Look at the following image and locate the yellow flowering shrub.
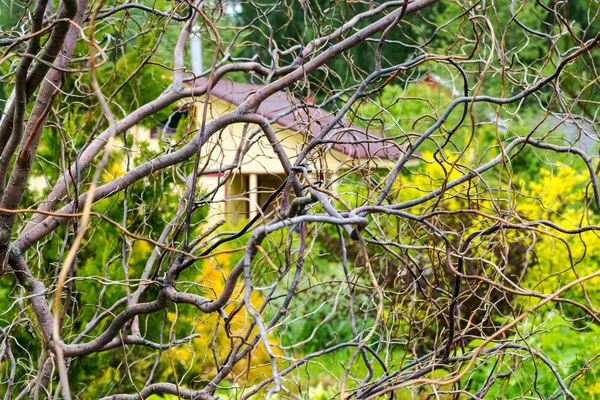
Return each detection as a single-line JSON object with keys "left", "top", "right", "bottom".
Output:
{"left": 515, "top": 164, "right": 600, "bottom": 303}
{"left": 156, "top": 240, "right": 279, "bottom": 389}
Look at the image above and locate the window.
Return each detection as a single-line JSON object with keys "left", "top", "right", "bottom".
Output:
{"left": 150, "top": 109, "right": 189, "bottom": 139}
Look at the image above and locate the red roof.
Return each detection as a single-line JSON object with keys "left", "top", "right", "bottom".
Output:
{"left": 192, "top": 77, "right": 406, "bottom": 160}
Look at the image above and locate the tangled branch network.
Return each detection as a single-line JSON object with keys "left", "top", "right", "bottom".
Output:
{"left": 0, "top": 0, "right": 599, "bottom": 398}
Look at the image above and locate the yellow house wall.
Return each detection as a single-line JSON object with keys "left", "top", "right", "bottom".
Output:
{"left": 196, "top": 99, "right": 383, "bottom": 176}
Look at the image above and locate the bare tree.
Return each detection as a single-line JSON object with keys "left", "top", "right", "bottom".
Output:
{"left": 0, "top": 0, "right": 599, "bottom": 398}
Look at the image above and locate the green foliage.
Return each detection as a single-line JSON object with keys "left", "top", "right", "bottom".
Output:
{"left": 108, "top": 51, "right": 172, "bottom": 127}
{"left": 467, "top": 313, "right": 600, "bottom": 398}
